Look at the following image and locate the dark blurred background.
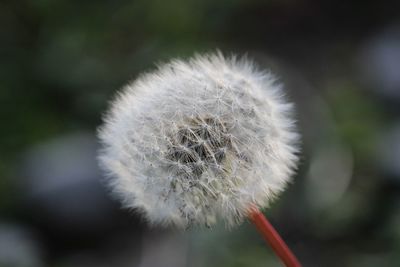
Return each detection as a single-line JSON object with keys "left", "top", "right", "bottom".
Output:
{"left": 1, "top": 0, "right": 400, "bottom": 266}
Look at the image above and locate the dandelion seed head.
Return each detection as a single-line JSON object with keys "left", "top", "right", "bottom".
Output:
{"left": 98, "top": 52, "right": 300, "bottom": 228}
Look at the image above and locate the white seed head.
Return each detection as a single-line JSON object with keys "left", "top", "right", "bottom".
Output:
{"left": 98, "top": 52, "right": 300, "bottom": 228}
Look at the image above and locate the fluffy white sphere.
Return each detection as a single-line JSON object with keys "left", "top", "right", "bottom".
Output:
{"left": 98, "top": 53, "right": 299, "bottom": 228}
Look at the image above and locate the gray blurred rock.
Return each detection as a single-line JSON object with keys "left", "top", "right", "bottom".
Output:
{"left": 20, "top": 132, "right": 116, "bottom": 232}
{"left": 0, "top": 223, "right": 43, "bottom": 267}
{"left": 139, "top": 230, "right": 187, "bottom": 267}
{"left": 358, "top": 24, "right": 400, "bottom": 100}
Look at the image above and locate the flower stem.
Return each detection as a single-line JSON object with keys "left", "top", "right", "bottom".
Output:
{"left": 249, "top": 209, "right": 301, "bottom": 267}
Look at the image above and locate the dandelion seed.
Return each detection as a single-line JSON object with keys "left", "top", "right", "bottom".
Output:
{"left": 98, "top": 52, "right": 299, "bottom": 229}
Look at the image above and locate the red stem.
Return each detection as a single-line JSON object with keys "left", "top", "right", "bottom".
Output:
{"left": 249, "top": 209, "right": 302, "bottom": 267}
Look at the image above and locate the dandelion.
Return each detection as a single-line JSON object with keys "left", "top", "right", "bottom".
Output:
{"left": 98, "top": 52, "right": 301, "bottom": 266}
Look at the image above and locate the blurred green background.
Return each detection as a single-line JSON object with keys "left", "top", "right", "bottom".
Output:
{"left": 1, "top": 0, "right": 400, "bottom": 266}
